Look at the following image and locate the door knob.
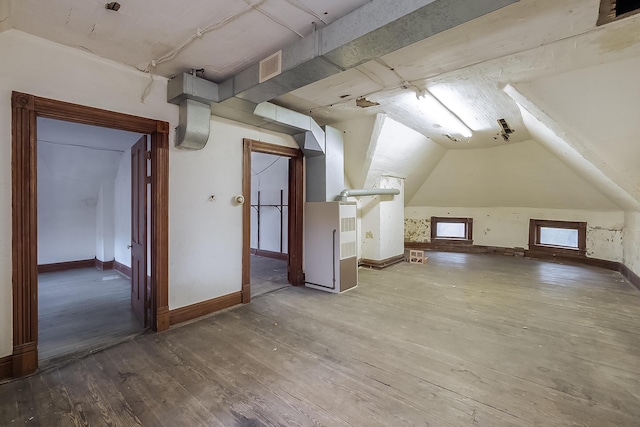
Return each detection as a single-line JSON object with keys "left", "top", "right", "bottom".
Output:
{"left": 127, "top": 244, "right": 132, "bottom": 249}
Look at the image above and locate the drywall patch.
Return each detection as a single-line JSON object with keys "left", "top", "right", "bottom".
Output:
{"left": 365, "top": 231, "right": 374, "bottom": 239}
{"left": 405, "top": 218, "right": 430, "bottom": 242}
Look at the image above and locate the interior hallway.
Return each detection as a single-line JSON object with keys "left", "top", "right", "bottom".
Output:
{"left": 4, "top": 252, "right": 639, "bottom": 426}
{"left": 250, "top": 254, "right": 289, "bottom": 298}
{"left": 38, "top": 268, "right": 146, "bottom": 364}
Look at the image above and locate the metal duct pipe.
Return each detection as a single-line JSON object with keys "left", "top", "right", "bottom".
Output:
{"left": 253, "top": 102, "right": 325, "bottom": 154}
{"left": 175, "top": 99, "right": 211, "bottom": 150}
{"left": 337, "top": 188, "right": 400, "bottom": 201}
{"left": 168, "top": 0, "right": 518, "bottom": 130}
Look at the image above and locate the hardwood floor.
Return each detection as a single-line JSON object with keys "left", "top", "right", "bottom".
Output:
{"left": 250, "top": 254, "right": 289, "bottom": 298}
{"left": 38, "top": 268, "right": 146, "bottom": 364}
{"left": 2, "top": 252, "right": 640, "bottom": 426}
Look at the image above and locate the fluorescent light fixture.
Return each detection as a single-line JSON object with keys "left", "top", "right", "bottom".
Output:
{"left": 429, "top": 84, "right": 487, "bottom": 131}
{"left": 416, "top": 90, "right": 473, "bottom": 138}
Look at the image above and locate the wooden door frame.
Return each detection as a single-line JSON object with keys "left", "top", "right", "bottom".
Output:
{"left": 242, "top": 139, "right": 304, "bottom": 303}
{"left": 11, "top": 92, "right": 170, "bottom": 378}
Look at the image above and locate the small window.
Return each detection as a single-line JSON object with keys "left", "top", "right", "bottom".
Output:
{"left": 598, "top": 0, "right": 640, "bottom": 25}
{"left": 431, "top": 217, "right": 473, "bottom": 243}
{"left": 529, "top": 219, "right": 586, "bottom": 256}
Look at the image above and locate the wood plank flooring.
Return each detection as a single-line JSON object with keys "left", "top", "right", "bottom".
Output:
{"left": 2, "top": 252, "right": 640, "bottom": 426}
{"left": 250, "top": 254, "right": 289, "bottom": 298}
{"left": 38, "top": 268, "right": 146, "bottom": 363}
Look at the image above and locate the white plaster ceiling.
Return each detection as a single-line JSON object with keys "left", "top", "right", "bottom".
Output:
{"left": 6, "top": 0, "right": 640, "bottom": 210}
{"left": 7, "top": 0, "right": 640, "bottom": 153}
{"left": 276, "top": 0, "right": 640, "bottom": 149}
{"left": 8, "top": 0, "right": 369, "bottom": 80}
{"left": 37, "top": 118, "right": 142, "bottom": 208}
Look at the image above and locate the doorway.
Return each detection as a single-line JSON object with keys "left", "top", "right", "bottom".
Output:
{"left": 10, "top": 92, "right": 170, "bottom": 377}
{"left": 36, "top": 118, "right": 148, "bottom": 362}
{"left": 249, "top": 152, "right": 290, "bottom": 298}
{"left": 242, "top": 139, "right": 304, "bottom": 303}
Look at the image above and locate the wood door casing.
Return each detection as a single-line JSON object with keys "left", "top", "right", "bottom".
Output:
{"left": 131, "top": 135, "right": 148, "bottom": 327}
{"left": 242, "top": 139, "right": 304, "bottom": 303}
{"left": 10, "top": 92, "right": 170, "bottom": 378}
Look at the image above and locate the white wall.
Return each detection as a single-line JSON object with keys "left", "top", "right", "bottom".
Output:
{"left": 409, "top": 140, "right": 620, "bottom": 210}
{"left": 250, "top": 152, "right": 289, "bottom": 253}
{"left": 114, "top": 147, "right": 132, "bottom": 267}
{"left": 95, "top": 181, "right": 115, "bottom": 263}
{"left": 405, "top": 207, "right": 624, "bottom": 262}
{"left": 623, "top": 211, "right": 640, "bottom": 276}
{"left": 360, "top": 176, "right": 405, "bottom": 261}
{"left": 36, "top": 142, "right": 109, "bottom": 264}
{"left": 169, "top": 116, "right": 297, "bottom": 310}
{"left": 37, "top": 199, "right": 97, "bottom": 264}
{"left": 0, "top": 30, "right": 177, "bottom": 358}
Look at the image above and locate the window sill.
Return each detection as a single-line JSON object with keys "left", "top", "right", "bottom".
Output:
{"left": 528, "top": 245, "right": 586, "bottom": 258}
{"left": 432, "top": 238, "right": 473, "bottom": 245}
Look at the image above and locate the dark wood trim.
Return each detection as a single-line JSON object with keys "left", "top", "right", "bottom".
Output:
{"left": 406, "top": 241, "right": 640, "bottom": 290}
{"left": 528, "top": 219, "right": 587, "bottom": 257}
{"left": 430, "top": 216, "right": 473, "bottom": 243}
{"left": 0, "top": 355, "right": 12, "bottom": 381}
{"left": 250, "top": 140, "right": 301, "bottom": 158}
{"left": 242, "top": 140, "right": 252, "bottom": 303}
{"left": 250, "top": 248, "right": 288, "bottom": 261}
{"left": 95, "top": 258, "right": 115, "bottom": 271}
{"left": 242, "top": 139, "right": 304, "bottom": 304}
{"left": 11, "top": 91, "right": 170, "bottom": 378}
{"left": 11, "top": 92, "right": 38, "bottom": 378}
{"left": 12, "top": 342, "right": 37, "bottom": 379}
{"left": 406, "top": 241, "right": 483, "bottom": 253}
{"left": 114, "top": 261, "right": 132, "bottom": 279}
{"left": 359, "top": 254, "right": 406, "bottom": 269}
{"left": 37, "top": 258, "right": 95, "bottom": 274}
{"left": 169, "top": 291, "right": 243, "bottom": 325}
{"left": 620, "top": 263, "right": 640, "bottom": 291}
{"left": 524, "top": 249, "right": 617, "bottom": 269}
{"left": 289, "top": 155, "right": 304, "bottom": 286}
{"left": 151, "top": 125, "right": 170, "bottom": 332}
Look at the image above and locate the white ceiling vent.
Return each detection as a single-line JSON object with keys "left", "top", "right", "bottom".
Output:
{"left": 259, "top": 51, "right": 282, "bottom": 83}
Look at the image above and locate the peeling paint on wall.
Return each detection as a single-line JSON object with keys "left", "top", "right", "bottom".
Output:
{"left": 586, "top": 226, "right": 623, "bottom": 258}
{"left": 405, "top": 206, "right": 625, "bottom": 262}
{"left": 404, "top": 218, "right": 430, "bottom": 243}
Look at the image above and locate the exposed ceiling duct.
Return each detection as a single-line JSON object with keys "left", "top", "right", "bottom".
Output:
{"left": 175, "top": 99, "right": 211, "bottom": 150}
{"left": 168, "top": 0, "right": 519, "bottom": 129}
{"left": 253, "top": 102, "right": 325, "bottom": 154}
{"left": 251, "top": 102, "right": 345, "bottom": 202}
{"left": 336, "top": 188, "right": 401, "bottom": 202}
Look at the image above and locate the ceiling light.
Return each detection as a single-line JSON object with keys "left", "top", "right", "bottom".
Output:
{"left": 429, "top": 84, "right": 487, "bottom": 131}
{"left": 417, "top": 91, "right": 473, "bottom": 138}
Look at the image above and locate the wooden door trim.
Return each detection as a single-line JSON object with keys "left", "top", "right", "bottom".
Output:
{"left": 10, "top": 92, "right": 170, "bottom": 378}
{"left": 242, "top": 139, "right": 304, "bottom": 303}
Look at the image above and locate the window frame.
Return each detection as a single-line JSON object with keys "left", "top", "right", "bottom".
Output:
{"left": 430, "top": 216, "right": 473, "bottom": 244}
{"left": 528, "top": 219, "right": 587, "bottom": 256}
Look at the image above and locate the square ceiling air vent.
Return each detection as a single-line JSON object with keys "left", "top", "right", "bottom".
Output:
{"left": 259, "top": 51, "right": 282, "bottom": 83}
